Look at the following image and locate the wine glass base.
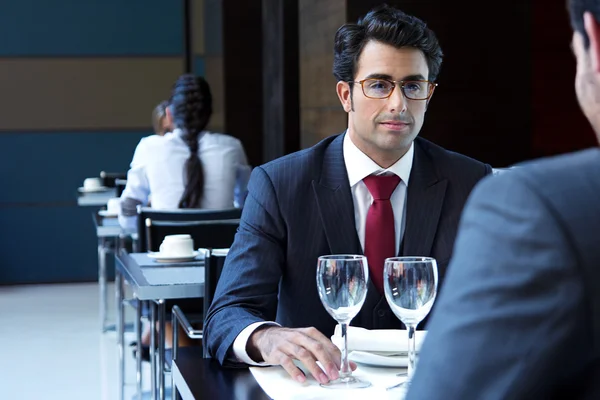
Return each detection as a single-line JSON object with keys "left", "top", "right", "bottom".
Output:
{"left": 320, "top": 376, "right": 371, "bottom": 389}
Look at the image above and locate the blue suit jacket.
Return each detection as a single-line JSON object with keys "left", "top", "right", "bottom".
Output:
{"left": 204, "top": 133, "right": 492, "bottom": 365}
{"left": 408, "top": 148, "right": 600, "bottom": 399}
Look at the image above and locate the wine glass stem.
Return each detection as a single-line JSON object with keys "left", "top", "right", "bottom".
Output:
{"left": 340, "top": 322, "right": 351, "bottom": 379}
{"left": 407, "top": 324, "right": 416, "bottom": 379}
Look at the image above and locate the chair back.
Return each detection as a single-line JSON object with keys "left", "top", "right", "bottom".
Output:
{"left": 100, "top": 171, "right": 127, "bottom": 188}
{"left": 203, "top": 248, "right": 229, "bottom": 320}
{"left": 202, "top": 248, "right": 229, "bottom": 358}
{"left": 136, "top": 207, "right": 242, "bottom": 252}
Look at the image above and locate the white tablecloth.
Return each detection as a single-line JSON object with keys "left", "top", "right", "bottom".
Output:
{"left": 250, "top": 361, "right": 409, "bottom": 400}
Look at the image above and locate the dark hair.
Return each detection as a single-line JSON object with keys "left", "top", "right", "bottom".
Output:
{"left": 568, "top": 0, "right": 600, "bottom": 48}
{"left": 169, "top": 74, "right": 213, "bottom": 208}
{"left": 333, "top": 5, "right": 443, "bottom": 83}
{"left": 152, "top": 100, "right": 169, "bottom": 135}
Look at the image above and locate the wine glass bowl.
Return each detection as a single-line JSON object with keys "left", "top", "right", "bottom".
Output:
{"left": 384, "top": 256, "right": 438, "bottom": 391}
{"left": 316, "top": 254, "right": 371, "bottom": 389}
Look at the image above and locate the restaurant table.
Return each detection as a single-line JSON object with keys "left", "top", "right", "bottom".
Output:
{"left": 76, "top": 187, "right": 116, "bottom": 206}
{"left": 115, "top": 250, "right": 204, "bottom": 400}
{"left": 172, "top": 347, "right": 270, "bottom": 400}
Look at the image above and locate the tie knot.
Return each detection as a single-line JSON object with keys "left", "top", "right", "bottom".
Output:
{"left": 363, "top": 174, "right": 401, "bottom": 200}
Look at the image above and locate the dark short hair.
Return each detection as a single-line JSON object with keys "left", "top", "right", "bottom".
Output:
{"left": 333, "top": 5, "right": 443, "bottom": 83}
{"left": 568, "top": 0, "right": 600, "bottom": 48}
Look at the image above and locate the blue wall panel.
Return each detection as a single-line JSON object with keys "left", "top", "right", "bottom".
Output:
{"left": 0, "top": 206, "right": 102, "bottom": 284}
{"left": 0, "top": 131, "right": 149, "bottom": 204}
{"left": 194, "top": 56, "right": 206, "bottom": 77}
{"left": 0, "top": 0, "right": 184, "bottom": 56}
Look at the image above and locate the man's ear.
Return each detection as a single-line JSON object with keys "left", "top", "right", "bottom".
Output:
{"left": 336, "top": 81, "right": 353, "bottom": 113}
{"left": 584, "top": 12, "right": 600, "bottom": 73}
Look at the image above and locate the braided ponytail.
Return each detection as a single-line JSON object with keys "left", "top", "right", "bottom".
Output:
{"left": 169, "top": 74, "right": 213, "bottom": 208}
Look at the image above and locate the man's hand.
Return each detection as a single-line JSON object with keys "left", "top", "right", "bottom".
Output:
{"left": 247, "top": 326, "right": 356, "bottom": 384}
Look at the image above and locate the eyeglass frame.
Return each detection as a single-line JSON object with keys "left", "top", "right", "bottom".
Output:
{"left": 350, "top": 78, "right": 438, "bottom": 100}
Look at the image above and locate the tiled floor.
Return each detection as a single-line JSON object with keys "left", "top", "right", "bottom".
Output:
{"left": 0, "top": 282, "right": 154, "bottom": 400}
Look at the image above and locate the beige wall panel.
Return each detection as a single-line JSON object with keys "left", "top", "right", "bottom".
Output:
{"left": 193, "top": 0, "right": 205, "bottom": 55}
{"left": 299, "top": 56, "right": 339, "bottom": 108}
{"left": 0, "top": 58, "right": 183, "bottom": 131}
{"left": 299, "top": 0, "right": 346, "bottom": 149}
{"left": 203, "top": 56, "right": 224, "bottom": 132}
{"left": 301, "top": 108, "right": 347, "bottom": 149}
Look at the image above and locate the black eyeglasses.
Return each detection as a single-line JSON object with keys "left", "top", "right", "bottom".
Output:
{"left": 352, "top": 78, "right": 437, "bottom": 100}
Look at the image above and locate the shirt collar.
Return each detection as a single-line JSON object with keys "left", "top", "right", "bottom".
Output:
{"left": 171, "top": 128, "right": 207, "bottom": 141}
{"left": 343, "top": 131, "right": 414, "bottom": 187}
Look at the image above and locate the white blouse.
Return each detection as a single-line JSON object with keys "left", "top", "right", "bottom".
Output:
{"left": 118, "top": 129, "right": 251, "bottom": 232}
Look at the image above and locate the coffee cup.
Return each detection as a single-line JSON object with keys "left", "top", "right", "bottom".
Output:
{"left": 106, "top": 198, "right": 120, "bottom": 215}
{"left": 83, "top": 177, "right": 102, "bottom": 190}
{"left": 159, "top": 234, "right": 195, "bottom": 257}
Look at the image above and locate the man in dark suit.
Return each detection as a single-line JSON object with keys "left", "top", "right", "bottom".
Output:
{"left": 204, "top": 5, "right": 491, "bottom": 384}
{"left": 407, "top": 1, "right": 600, "bottom": 398}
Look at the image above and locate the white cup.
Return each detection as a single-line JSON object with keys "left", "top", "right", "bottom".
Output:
{"left": 106, "top": 198, "right": 120, "bottom": 215}
{"left": 83, "top": 177, "right": 102, "bottom": 190}
{"left": 159, "top": 234, "right": 194, "bottom": 257}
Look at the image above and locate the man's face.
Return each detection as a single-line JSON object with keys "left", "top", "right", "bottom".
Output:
{"left": 337, "top": 40, "right": 432, "bottom": 167}
{"left": 572, "top": 28, "right": 600, "bottom": 142}
{"left": 573, "top": 32, "right": 596, "bottom": 124}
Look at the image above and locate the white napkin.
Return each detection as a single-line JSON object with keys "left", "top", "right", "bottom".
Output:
{"left": 331, "top": 326, "right": 427, "bottom": 352}
{"left": 331, "top": 326, "right": 427, "bottom": 367}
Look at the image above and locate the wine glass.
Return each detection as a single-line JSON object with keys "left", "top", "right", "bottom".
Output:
{"left": 316, "top": 254, "right": 371, "bottom": 389}
{"left": 383, "top": 257, "right": 438, "bottom": 391}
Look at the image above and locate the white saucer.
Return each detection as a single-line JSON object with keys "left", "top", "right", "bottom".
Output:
{"left": 98, "top": 210, "right": 118, "bottom": 218}
{"left": 78, "top": 186, "right": 109, "bottom": 193}
{"left": 147, "top": 251, "right": 200, "bottom": 263}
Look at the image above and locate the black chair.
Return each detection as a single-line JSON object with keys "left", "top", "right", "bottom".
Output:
{"left": 135, "top": 207, "right": 242, "bottom": 252}
{"left": 100, "top": 171, "right": 127, "bottom": 188}
{"left": 129, "top": 208, "right": 241, "bottom": 376}
{"left": 172, "top": 248, "right": 229, "bottom": 367}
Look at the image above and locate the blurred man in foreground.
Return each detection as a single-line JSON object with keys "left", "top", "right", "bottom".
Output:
{"left": 407, "top": 0, "right": 600, "bottom": 398}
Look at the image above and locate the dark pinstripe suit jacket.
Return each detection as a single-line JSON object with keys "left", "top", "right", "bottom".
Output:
{"left": 204, "top": 133, "right": 492, "bottom": 365}
{"left": 408, "top": 149, "right": 600, "bottom": 400}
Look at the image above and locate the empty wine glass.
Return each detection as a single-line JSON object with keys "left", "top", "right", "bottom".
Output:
{"left": 384, "top": 257, "right": 438, "bottom": 391}
{"left": 316, "top": 255, "right": 371, "bottom": 389}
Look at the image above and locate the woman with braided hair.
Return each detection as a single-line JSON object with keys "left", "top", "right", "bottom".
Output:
{"left": 118, "top": 74, "right": 250, "bottom": 232}
{"left": 118, "top": 73, "right": 251, "bottom": 359}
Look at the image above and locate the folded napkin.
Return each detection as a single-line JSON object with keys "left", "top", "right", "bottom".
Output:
{"left": 331, "top": 326, "right": 427, "bottom": 353}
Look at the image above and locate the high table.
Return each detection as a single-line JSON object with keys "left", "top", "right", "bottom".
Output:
{"left": 115, "top": 250, "right": 205, "bottom": 400}
{"left": 76, "top": 187, "right": 116, "bottom": 206}
{"left": 172, "top": 347, "right": 270, "bottom": 400}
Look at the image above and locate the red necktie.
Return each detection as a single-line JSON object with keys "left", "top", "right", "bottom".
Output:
{"left": 363, "top": 174, "right": 401, "bottom": 294}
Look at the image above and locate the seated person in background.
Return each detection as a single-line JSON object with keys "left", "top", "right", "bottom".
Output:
{"left": 406, "top": 0, "right": 600, "bottom": 398}
{"left": 152, "top": 100, "right": 173, "bottom": 136}
{"left": 203, "top": 5, "right": 492, "bottom": 384}
{"left": 119, "top": 74, "right": 251, "bottom": 355}
{"left": 118, "top": 74, "right": 251, "bottom": 233}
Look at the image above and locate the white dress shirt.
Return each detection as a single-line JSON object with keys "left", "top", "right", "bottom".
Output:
{"left": 118, "top": 129, "right": 251, "bottom": 231}
{"left": 232, "top": 132, "right": 414, "bottom": 365}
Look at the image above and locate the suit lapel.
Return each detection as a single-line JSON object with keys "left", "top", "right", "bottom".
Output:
{"left": 312, "top": 134, "right": 362, "bottom": 255}
{"left": 402, "top": 139, "right": 448, "bottom": 257}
